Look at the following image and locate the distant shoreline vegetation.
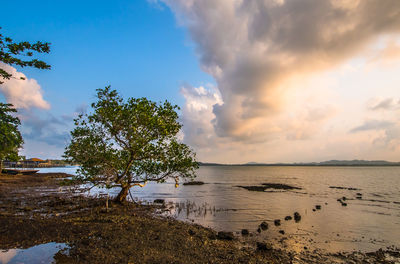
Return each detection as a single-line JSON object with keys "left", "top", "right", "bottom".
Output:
{"left": 198, "top": 160, "right": 400, "bottom": 167}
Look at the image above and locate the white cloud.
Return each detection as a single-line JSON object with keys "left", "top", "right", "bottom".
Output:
{"left": 180, "top": 84, "right": 221, "bottom": 148}
{"left": 0, "top": 62, "right": 50, "bottom": 110}
{"left": 153, "top": 0, "right": 400, "bottom": 162}
{"left": 159, "top": 0, "right": 400, "bottom": 140}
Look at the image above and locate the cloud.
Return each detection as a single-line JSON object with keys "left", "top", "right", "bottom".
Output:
{"left": 0, "top": 62, "right": 50, "bottom": 110}
{"left": 368, "top": 97, "right": 400, "bottom": 111}
{"left": 180, "top": 84, "right": 222, "bottom": 148}
{"left": 16, "top": 104, "right": 88, "bottom": 158}
{"left": 285, "top": 106, "right": 336, "bottom": 140}
{"left": 61, "top": 103, "right": 88, "bottom": 122}
{"left": 370, "top": 38, "right": 400, "bottom": 65}
{"left": 159, "top": 0, "right": 400, "bottom": 142}
{"left": 379, "top": 124, "right": 400, "bottom": 150}
{"left": 350, "top": 120, "right": 394, "bottom": 133}
{"left": 181, "top": 81, "right": 337, "bottom": 149}
{"left": 17, "top": 109, "right": 71, "bottom": 148}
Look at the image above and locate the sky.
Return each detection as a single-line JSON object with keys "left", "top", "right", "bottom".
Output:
{"left": 1, "top": 0, "right": 400, "bottom": 163}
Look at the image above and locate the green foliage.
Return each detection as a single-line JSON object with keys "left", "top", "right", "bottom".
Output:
{"left": 0, "top": 103, "right": 23, "bottom": 162}
{"left": 48, "top": 159, "right": 69, "bottom": 165}
{"left": 64, "top": 86, "right": 198, "bottom": 201}
{"left": 0, "top": 27, "right": 51, "bottom": 84}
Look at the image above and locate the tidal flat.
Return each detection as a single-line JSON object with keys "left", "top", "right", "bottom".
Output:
{"left": 0, "top": 172, "right": 399, "bottom": 263}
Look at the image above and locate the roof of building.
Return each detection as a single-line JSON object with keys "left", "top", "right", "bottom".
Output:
{"left": 26, "top": 158, "right": 46, "bottom": 162}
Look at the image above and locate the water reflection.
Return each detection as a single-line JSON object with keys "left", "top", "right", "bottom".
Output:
{"left": 0, "top": 250, "right": 16, "bottom": 264}
{"left": 50, "top": 165, "right": 400, "bottom": 253}
{"left": 0, "top": 243, "right": 68, "bottom": 264}
{"left": 160, "top": 200, "right": 241, "bottom": 220}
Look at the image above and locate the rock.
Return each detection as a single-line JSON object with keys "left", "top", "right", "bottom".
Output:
{"left": 241, "top": 229, "right": 249, "bottom": 235}
{"left": 284, "top": 216, "right": 292, "bottom": 221}
{"left": 261, "top": 183, "right": 301, "bottom": 190}
{"left": 153, "top": 199, "right": 165, "bottom": 204}
{"left": 329, "top": 186, "right": 361, "bottom": 191}
{"left": 337, "top": 198, "right": 348, "bottom": 206}
{"left": 312, "top": 209, "right": 316, "bottom": 212}
{"left": 294, "top": 212, "right": 301, "bottom": 222}
{"left": 256, "top": 242, "right": 273, "bottom": 251}
{"left": 208, "top": 232, "right": 217, "bottom": 240}
{"left": 279, "top": 230, "right": 285, "bottom": 235}
{"left": 274, "top": 219, "right": 281, "bottom": 226}
{"left": 315, "top": 205, "right": 321, "bottom": 210}
{"left": 183, "top": 181, "right": 205, "bottom": 186}
{"left": 238, "top": 183, "right": 302, "bottom": 192}
{"left": 260, "top": 221, "right": 268, "bottom": 230}
{"left": 356, "top": 193, "right": 362, "bottom": 196}
{"left": 257, "top": 227, "right": 261, "bottom": 233}
{"left": 342, "top": 197, "right": 347, "bottom": 201}
{"left": 217, "top": 231, "right": 234, "bottom": 240}
{"left": 337, "top": 198, "right": 349, "bottom": 206}
{"left": 238, "top": 186, "right": 266, "bottom": 192}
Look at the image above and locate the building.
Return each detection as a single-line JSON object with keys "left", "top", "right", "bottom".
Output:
{"left": 22, "top": 158, "right": 47, "bottom": 167}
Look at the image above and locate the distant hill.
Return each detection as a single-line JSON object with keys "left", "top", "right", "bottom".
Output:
{"left": 317, "top": 160, "right": 400, "bottom": 166}
{"left": 198, "top": 160, "right": 400, "bottom": 166}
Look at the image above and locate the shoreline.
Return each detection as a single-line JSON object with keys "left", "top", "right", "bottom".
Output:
{"left": 0, "top": 172, "right": 398, "bottom": 263}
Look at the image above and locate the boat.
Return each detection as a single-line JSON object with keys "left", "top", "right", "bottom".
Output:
{"left": 1, "top": 169, "right": 39, "bottom": 175}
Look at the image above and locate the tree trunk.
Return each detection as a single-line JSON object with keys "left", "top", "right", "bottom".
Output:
{"left": 0, "top": 160, "right": 3, "bottom": 175}
{"left": 114, "top": 185, "right": 130, "bottom": 204}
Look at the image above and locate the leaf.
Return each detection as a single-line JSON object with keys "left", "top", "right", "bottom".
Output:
{"left": 64, "top": 87, "right": 198, "bottom": 202}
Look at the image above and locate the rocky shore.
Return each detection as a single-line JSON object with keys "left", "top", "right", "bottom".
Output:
{"left": 0, "top": 172, "right": 398, "bottom": 263}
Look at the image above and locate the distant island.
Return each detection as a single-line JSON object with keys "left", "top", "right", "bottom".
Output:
{"left": 199, "top": 160, "right": 400, "bottom": 166}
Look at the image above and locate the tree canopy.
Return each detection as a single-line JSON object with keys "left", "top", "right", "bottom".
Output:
{"left": 64, "top": 86, "right": 198, "bottom": 203}
{"left": 0, "top": 103, "right": 23, "bottom": 171}
{"left": 0, "top": 27, "right": 51, "bottom": 84}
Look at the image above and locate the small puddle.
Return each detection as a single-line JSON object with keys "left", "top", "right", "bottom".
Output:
{"left": 0, "top": 242, "right": 68, "bottom": 264}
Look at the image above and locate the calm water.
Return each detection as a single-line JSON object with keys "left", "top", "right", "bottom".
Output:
{"left": 42, "top": 166, "right": 400, "bottom": 253}
{"left": 0, "top": 243, "right": 67, "bottom": 264}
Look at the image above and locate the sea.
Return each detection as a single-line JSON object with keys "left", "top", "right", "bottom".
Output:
{"left": 38, "top": 165, "right": 400, "bottom": 253}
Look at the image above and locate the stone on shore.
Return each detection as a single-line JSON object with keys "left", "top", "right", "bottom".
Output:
{"left": 260, "top": 221, "right": 269, "bottom": 230}
{"left": 217, "top": 231, "right": 234, "bottom": 240}
{"left": 257, "top": 242, "right": 273, "bottom": 251}
{"left": 237, "top": 183, "right": 301, "bottom": 192}
{"left": 294, "top": 212, "right": 301, "bottom": 222}
{"left": 183, "top": 181, "right": 205, "bottom": 186}
{"left": 241, "top": 229, "right": 249, "bottom": 235}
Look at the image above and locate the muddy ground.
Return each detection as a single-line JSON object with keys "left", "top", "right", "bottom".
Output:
{"left": 0, "top": 172, "right": 398, "bottom": 264}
